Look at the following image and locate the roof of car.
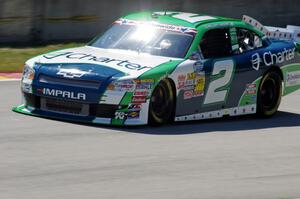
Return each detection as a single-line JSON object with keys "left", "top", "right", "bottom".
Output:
{"left": 123, "top": 11, "right": 238, "bottom": 28}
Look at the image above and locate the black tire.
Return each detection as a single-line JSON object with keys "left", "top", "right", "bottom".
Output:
{"left": 257, "top": 71, "right": 282, "bottom": 117}
{"left": 148, "top": 79, "right": 175, "bottom": 125}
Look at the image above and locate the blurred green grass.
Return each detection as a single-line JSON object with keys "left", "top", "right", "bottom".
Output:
{"left": 0, "top": 43, "right": 84, "bottom": 73}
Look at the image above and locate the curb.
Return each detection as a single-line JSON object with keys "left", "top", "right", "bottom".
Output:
{"left": 0, "top": 73, "right": 22, "bottom": 80}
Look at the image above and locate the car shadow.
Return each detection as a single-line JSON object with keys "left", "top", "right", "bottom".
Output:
{"left": 104, "top": 111, "right": 300, "bottom": 135}
{"left": 31, "top": 110, "right": 300, "bottom": 135}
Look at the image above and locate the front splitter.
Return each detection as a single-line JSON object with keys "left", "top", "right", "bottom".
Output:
{"left": 12, "top": 104, "right": 146, "bottom": 126}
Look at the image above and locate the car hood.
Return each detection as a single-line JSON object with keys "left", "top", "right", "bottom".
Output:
{"left": 27, "top": 46, "right": 181, "bottom": 79}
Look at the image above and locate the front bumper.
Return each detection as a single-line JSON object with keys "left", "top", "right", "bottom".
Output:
{"left": 12, "top": 93, "right": 149, "bottom": 126}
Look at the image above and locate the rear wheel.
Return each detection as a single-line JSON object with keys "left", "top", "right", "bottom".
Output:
{"left": 257, "top": 71, "right": 282, "bottom": 117}
{"left": 148, "top": 79, "right": 175, "bottom": 125}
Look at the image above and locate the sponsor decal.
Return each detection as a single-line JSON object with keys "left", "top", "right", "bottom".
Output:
{"left": 133, "top": 79, "right": 153, "bottom": 90}
{"left": 134, "top": 79, "right": 154, "bottom": 92}
{"left": 118, "top": 84, "right": 134, "bottom": 91}
{"left": 114, "top": 110, "right": 140, "bottom": 120}
{"left": 127, "top": 111, "right": 140, "bottom": 119}
{"left": 247, "top": 84, "right": 256, "bottom": 88}
{"left": 134, "top": 90, "right": 148, "bottom": 96}
{"left": 205, "top": 22, "right": 235, "bottom": 29}
{"left": 136, "top": 83, "right": 152, "bottom": 90}
{"left": 185, "top": 79, "right": 194, "bottom": 86}
{"left": 183, "top": 85, "right": 194, "bottom": 91}
{"left": 108, "top": 79, "right": 153, "bottom": 92}
{"left": 115, "top": 111, "right": 126, "bottom": 120}
{"left": 193, "top": 60, "right": 204, "bottom": 72}
{"left": 183, "top": 72, "right": 196, "bottom": 88}
{"left": 187, "top": 72, "right": 196, "bottom": 80}
{"left": 194, "top": 74, "right": 205, "bottom": 96}
{"left": 115, "top": 18, "right": 197, "bottom": 35}
{"left": 177, "top": 75, "right": 186, "bottom": 89}
{"left": 246, "top": 90, "right": 256, "bottom": 95}
{"left": 43, "top": 52, "right": 151, "bottom": 71}
{"left": 134, "top": 79, "right": 154, "bottom": 84}
{"left": 108, "top": 80, "right": 135, "bottom": 92}
{"left": 251, "top": 48, "right": 295, "bottom": 71}
{"left": 37, "top": 88, "right": 86, "bottom": 100}
{"left": 181, "top": 72, "right": 205, "bottom": 99}
{"left": 286, "top": 71, "right": 300, "bottom": 86}
{"left": 245, "top": 84, "right": 257, "bottom": 95}
{"left": 56, "top": 68, "right": 89, "bottom": 78}
{"left": 184, "top": 90, "right": 193, "bottom": 99}
{"left": 132, "top": 96, "right": 147, "bottom": 103}
{"left": 251, "top": 53, "right": 261, "bottom": 71}
{"left": 128, "top": 103, "right": 141, "bottom": 111}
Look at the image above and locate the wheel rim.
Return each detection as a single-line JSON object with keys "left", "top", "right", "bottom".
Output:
{"left": 260, "top": 78, "right": 279, "bottom": 110}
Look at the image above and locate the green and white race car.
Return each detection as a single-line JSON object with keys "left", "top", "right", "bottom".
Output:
{"left": 13, "top": 11, "right": 300, "bottom": 126}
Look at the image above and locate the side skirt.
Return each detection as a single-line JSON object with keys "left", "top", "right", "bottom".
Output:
{"left": 175, "top": 104, "right": 256, "bottom": 122}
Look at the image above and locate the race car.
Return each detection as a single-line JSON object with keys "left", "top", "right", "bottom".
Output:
{"left": 13, "top": 11, "right": 300, "bottom": 126}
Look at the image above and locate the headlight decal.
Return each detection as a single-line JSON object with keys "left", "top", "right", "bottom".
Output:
{"left": 21, "top": 64, "right": 35, "bottom": 93}
{"left": 22, "top": 64, "right": 35, "bottom": 83}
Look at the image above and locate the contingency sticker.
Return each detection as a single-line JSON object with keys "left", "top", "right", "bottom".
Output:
{"left": 180, "top": 72, "right": 206, "bottom": 100}
{"left": 286, "top": 71, "right": 300, "bottom": 86}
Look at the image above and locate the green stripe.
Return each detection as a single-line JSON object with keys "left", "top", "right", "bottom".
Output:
{"left": 239, "top": 77, "right": 261, "bottom": 106}
{"left": 110, "top": 92, "right": 133, "bottom": 125}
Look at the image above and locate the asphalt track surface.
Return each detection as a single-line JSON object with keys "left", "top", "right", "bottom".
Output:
{"left": 1, "top": 80, "right": 300, "bottom": 199}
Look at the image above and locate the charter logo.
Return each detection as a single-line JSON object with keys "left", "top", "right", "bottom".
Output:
{"left": 263, "top": 48, "right": 295, "bottom": 66}
{"left": 43, "top": 51, "right": 151, "bottom": 71}
{"left": 251, "top": 53, "right": 261, "bottom": 71}
{"left": 251, "top": 48, "right": 296, "bottom": 71}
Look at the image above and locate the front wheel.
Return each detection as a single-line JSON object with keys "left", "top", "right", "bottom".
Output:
{"left": 257, "top": 71, "right": 282, "bottom": 117}
{"left": 148, "top": 79, "right": 175, "bottom": 125}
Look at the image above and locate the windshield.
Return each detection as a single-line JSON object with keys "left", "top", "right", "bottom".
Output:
{"left": 89, "top": 20, "right": 196, "bottom": 58}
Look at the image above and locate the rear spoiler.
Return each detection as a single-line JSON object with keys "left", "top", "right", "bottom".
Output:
{"left": 242, "top": 15, "right": 300, "bottom": 42}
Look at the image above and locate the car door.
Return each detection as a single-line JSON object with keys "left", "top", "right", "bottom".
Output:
{"left": 173, "top": 27, "right": 236, "bottom": 118}
{"left": 198, "top": 28, "right": 237, "bottom": 113}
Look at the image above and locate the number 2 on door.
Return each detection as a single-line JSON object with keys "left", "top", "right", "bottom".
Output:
{"left": 203, "top": 60, "right": 235, "bottom": 105}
